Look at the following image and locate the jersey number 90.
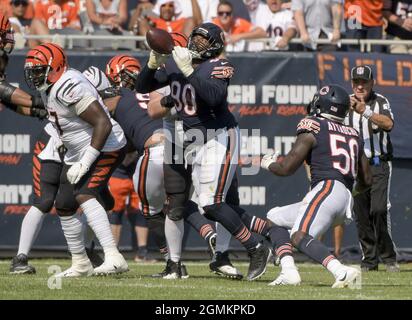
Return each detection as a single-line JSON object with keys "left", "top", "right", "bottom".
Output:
{"left": 170, "top": 81, "right": 197, "bottom": 116}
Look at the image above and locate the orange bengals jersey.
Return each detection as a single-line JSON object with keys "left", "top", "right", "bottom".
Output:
{"left": 212, "top": 17, "right": 253, "bottom": 35}
{"left": 344, "top": 0, "right": 383, "bottom": 27}
{"left": 34, "top": 0, "right": 81, "bottom": 30}
{"left": 149, "top": 17, "right": 186, "bottom": 34}
{"left": 0, "top": 0, "right": 34, "bottom": 19}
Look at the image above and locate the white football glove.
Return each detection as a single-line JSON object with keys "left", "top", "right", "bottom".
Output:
{"left": 172, "top": 46, "right": 194, "bottom": 77}
{"left": 67, "top": 145, "right": 100, "bottom": 184}
{"left": 261, "top": 151, "right": 280, "bottom": 171}
{"left": 67, "top": 162, "right": 89, "bottom": 184}
{"left": 147, "top": 50, "right": 169, "bottom": 70}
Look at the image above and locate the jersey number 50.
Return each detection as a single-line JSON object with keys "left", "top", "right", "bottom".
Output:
{"left": 170, "top": 82, "right": 197, "bottom": 116}
{"left": 330, "top": 134, "right": 359, "bottom": 178}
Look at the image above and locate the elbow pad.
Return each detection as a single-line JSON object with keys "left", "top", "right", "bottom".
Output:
{"left": 0, "top": 81, "right": 17, "bottom": 104}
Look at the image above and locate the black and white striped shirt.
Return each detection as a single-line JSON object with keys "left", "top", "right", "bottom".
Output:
{"left": 344, "top": 92, "right": 394, "bottom": 159}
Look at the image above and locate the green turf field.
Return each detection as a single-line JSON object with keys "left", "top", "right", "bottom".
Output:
{"left": 1, "top": 259, "right": 412, "bottom": 300}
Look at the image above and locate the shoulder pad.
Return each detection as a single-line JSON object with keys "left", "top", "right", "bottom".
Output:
{"left": 297, "top": 117, "right": 321, "bottom": 134}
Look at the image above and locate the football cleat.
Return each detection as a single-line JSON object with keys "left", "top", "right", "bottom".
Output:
{"left": 55, "top": 259, "right": 94, "bottom": 278}
{"left": 246, "top": 242, "right": 270, "bottom": 281}
{"left": 209, "top": 251, "right": 243, "bottom": 280}
{"left": 180, "top": 263, "right": 189, "bottom": 279}
{"left": 268, "top": 267, "right": 301, "bottom": 286}
{"left": 163, "top": 260, "right": 182, "bottom": 280}
{"left": 10, "top": 254, "right": 36, "bottom": 274}
{"left": 332, "top": 266, "right": 361, "bottom": 288}
{"left": 151, "top": 260, "right": 172, "bottom": 278}
{"left": 94, "top": 252, "right": 129, "bottom": 276}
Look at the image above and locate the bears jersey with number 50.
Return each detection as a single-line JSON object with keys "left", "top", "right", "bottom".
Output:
{"left": 297, "top": 116, "right": 364, "bottom": 191}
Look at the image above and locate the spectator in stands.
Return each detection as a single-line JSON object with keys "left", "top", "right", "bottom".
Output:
{"left": 128, "top": 0, "right": 156, "bottom": 33}
{"left": 197, "top": 0, "right": 219, "bottom": 23}
{"left": 344, "top": 0, "right": 384, "bottom": 52}
{"left": 0, "top": 0, "right": 34, "bottom": 19}
{"left": 136, "top": 0, "right": 194, "bottom": 37}
{"left": 212, "top": 0, "right": 266, "bottom": 52}
{"left": 85, "top": 0, "right": 134, "bottom": 49}
{"left": 30, "top": 0, "right": 85, "bottom": 47}
{"left": 383, "top": 0, "right": 412, "bottom": 54}
{"left": 292, "top": 0, "right": 342, "bottom": 51}
{"left": 86, "top": 0, "right": 128, "bottom": 31}
{"left": 179, "top": 0, "right": 202, "bottom": 26}
{"left": 251, "top": 0, "right": 297, "bottom": 51}
{"left": 8, "top": 0, "right": 32, "bottom": 48}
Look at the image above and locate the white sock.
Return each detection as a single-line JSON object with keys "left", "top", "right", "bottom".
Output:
{"left": 327, "top": 259, "right": 345, "bottom": 279}
{"left": 280, "top": 255, "right": 297, "bottom": 270}
{"left": 165, "top": 216, "right": 184, "bottom": 263}
{"left": 17, "top": 206, "right": 46, "bottom": 255}
{"left": 216, "top": 222, "right": 231, "bottom": 253}
{"left": 80, "top": 198, "right": 117, "bottom": 255}
{"left": 59, "top": 213, "right": 86, "bottom": 255}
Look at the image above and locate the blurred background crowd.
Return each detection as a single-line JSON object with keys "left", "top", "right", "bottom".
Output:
{"left": 0, "top": 0, "right": 410, "bottom": 53}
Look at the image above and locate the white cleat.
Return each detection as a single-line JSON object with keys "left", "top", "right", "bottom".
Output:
{"left": 55, "top": 260, "right": 95, "bottom": 278}
{"left": 332, "top": 266, "right": 361, "bottom": 288}
{"left": 268, "top": 268, "right": 301, "bottom": 286}
{"left": 94, "top": 253, "right": 129, "bottom": 276}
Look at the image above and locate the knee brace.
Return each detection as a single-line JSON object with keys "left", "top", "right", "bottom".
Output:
{"left": 164, "top": 193, "right": 187, "bottom": 221}
{"left": 110, "top": 211, "right": 124, "bottom": 225}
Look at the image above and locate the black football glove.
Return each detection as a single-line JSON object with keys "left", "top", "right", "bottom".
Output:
{"left": 30, "top": 107, "right": 48, "bottom": 120}
{"left": 160, "top": 95, "right": 176, "bottom": 109}
{"left": 99, "top": 87, "right": 121, "bottom": 99}
{"left": 31, "top": 94, "right": 45, "bottom": 109}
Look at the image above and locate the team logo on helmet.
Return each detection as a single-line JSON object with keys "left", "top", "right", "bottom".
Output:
{"left": 319, "top": 86, "right": 330, "bottom": 95}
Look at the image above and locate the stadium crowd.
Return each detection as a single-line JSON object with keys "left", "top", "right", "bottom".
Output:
{"left": 0, "top": 0, "right": 411, "bottom": 52}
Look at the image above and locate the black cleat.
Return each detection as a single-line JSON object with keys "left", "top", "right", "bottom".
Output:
{"left": 209, "top": 251, "right": 243, "bottom": 280}
{"left": 163, "top": 260, "right": 182, "bottom": 279}
{"left": 180, "top": 263, "right": 189, "bottom": 279}
{"left": 207, "top": 233, "right": 217, "bottom": 258}
{"left": 151, "top": 259, "right": 172, "bottom": 278}
{"left": 10, "top": 254, "right": 36, "bottom": 274}
{"left": 247, "top": 243, "right": 270, "bottom": 281}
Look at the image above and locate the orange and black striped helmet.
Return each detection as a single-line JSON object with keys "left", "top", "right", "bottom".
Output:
{"left": 106, "top": 54, "right": 141, "bottom": 90}
{"left": 24, "top": 43, "right": 67, "bottom": 91}
{"left": 0, "top": 13, "right": 15, "bottom": 54}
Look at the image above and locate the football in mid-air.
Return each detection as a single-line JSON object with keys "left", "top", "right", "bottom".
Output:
{"left": 146, "top": 28, "right": 174, "bottom": 54}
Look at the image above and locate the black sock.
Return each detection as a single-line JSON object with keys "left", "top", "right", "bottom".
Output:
{"left": 184, "top": 200, "right": 215, "bottom": 241}
{"left": 137, "top": 245, "right": 148, "bottom": 258}
{"left": 204, "top": 203, "right": 259, "bottom": 251}
{"left": 295, "top": 232, "right": 334, "bottom": 266}
{"left": 146, "top": 212, "right": 168, "bottom": 258}
{"left": 268, "top": 225, "right": 293, "bottom": 259}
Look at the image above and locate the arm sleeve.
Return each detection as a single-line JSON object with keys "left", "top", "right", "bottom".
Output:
{"left": 381, "top": 97, "right": 394, "bottom": 121}
{"left": 134, "top": 65, "right": 170, "bottom": 93}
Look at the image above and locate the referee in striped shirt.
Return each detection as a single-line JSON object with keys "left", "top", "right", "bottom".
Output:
{"left": 346, "top": 65, "right": 399, "bottom": 272}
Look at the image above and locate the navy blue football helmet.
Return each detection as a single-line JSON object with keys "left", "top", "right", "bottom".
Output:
{"left": 188, "top": 23, "right": 225, "bottom": 61}
{"left": 311, "top": 84, "right": 350, "bottom": 123}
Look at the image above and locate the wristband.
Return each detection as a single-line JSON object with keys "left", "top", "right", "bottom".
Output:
{"left": 0, "top": 81, "right": 17, "bottom": 104}
{"left": 80, "top": 145, "right": 100, "bottom": 168}
{"left": 362, "top": 108, "right": 373, "bottom": 120}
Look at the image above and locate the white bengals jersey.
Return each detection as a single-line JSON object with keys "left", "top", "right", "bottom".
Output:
{"left": 41, "top": 68, "right": 126, "bottom": 164}
{"left": 248, "top": 6, "right": 296, "bottom": 51}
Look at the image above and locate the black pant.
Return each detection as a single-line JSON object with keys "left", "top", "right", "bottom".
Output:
{"left": 354, "top": 160, "right": 397, "bottom": 268}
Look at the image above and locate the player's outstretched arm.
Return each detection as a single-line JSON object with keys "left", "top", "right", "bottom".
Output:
{"left": 147, "top": 91, "right": 176, "bottom": 119}
{"left": 262, "top": 133, "right": 315, "bottom": 177}
{"left": 1, "top": 81, "right": 47, "bottom": 118}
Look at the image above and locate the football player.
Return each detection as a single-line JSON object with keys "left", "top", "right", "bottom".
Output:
{"left": 87, "top": 62, "right": 218, "bottom": 279}
{"left": 24, "top": 43, "right": 128, "bottom": 277}
{"left": 135, "top": 22, "right": 270, "bottom": 281}
{"left": 262, "top": 85, "right": 372, "bottom": 287}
